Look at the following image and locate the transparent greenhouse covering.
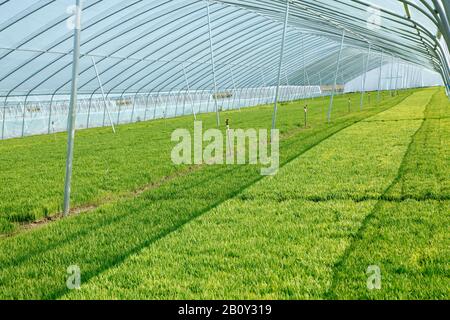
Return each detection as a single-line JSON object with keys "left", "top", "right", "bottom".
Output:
{"left": 0, "top": 0, "right": 448, "bottom": 98}
{"left": 1, "top": 0, "right": 449, "bottom": 216}
{"left": 0, "top": 0, "right": 449, "bottom": 139}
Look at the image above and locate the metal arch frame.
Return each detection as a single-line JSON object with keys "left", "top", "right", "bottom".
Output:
{"left": 216, "top": 0, "right": 449, "bottom": 84}
{"left": 118, "top": 6, "right": 272, "bottom": 100}
{"left": 101, "top": 23, "right": 324, "bottom": 102}
{"left": 360, "top": 43, "right": 371, "bottom": 108}
{"left": 327, "top": 30, "right": 346, "bottom": 123}
{"left": 271, "top": 0, "right": 290, "bottom": 132}
{"left": 63, "top": 0, "right": 82, "bottom": 216}
{"left": 131, "top": 43, "right": 381, "bottom": 112}
{"left": 0, "top": 0, "right": 446, "bottom": 100}
{"left": 0, "top": 2, "right": 446, "bottom": 75}
{"left": 0, "top": 0, "right": 448, "bottom": 137}
{"left": 8, "top": 1, "right": 212, "bottom": 99}
{"left": 206, "top": 0, "right": 221, "bottom": 127}
{"left": 75, "top": 8, "right": 279, "bottom": 99}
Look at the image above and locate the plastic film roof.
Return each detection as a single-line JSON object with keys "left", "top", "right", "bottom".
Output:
{"left": 0, "top": 0, "right": 448, "bottom": 98}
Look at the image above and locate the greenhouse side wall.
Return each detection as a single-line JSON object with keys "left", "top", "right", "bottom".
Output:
{"left": 0, "top": 85, "right": 321, "bottom": 140}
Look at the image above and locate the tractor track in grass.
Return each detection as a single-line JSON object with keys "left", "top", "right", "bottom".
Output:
{"left": 325, "top": 89, "right": 440, "bottom": 299}
{"left": 1, "top": 94, "right": 411, "bottom": 240}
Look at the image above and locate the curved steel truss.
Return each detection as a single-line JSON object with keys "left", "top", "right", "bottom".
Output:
{"left": 1, "top": 0, "right": 449, "bottom": 215}
{"left": 0, "top": 0, "right": 448, "bottom": 99}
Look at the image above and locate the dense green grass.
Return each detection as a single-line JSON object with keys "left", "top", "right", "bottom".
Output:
{"left": 329, "top": 89, "right": 450, "bottom": 299}
{"left": 0, "top": 90, "right": 412, "bottom": 299}
{"left": 0, "top": 90, "right": 408, "bottom": 234}
{"left": 65, "top": 89, "right": 443, "bottom": 300}
{"left": 1, "top": 88, "right": 447, "bottom": 300}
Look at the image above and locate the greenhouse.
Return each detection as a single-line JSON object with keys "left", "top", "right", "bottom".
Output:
{"left": 1, "top": 0, "right": 449, "bottom": 140}
{"left": 0, "top": 0, "right": 449, "bottom": 302}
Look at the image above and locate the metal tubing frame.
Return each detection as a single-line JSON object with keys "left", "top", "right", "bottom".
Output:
{"left": 389, "top": 54, "right": 395, "bottom": 96}
{"left": 206, "top": 1, "right": 221, "bottom": 127}
{"left": 271, "top": 0, "right": 290, "bottom": 131}
{"left": 395, "top": 57, "right": 400, "bottom": 94}
{"left": 0, "top": 1, "right": 448, "bottom": 140}
{"left": 1, "top": 99, "right": 5, "bottom": 140}
{"left": 377, "top": 50, "right": 384, "bottom": 102}
{"left": 47, "top": 94, "right": 56, "bottom": 134}
{"left": 360, "top": 44, "right": 371, "bottom": 109}
{"left": 327, "top": 29, "right": 346, "bottom": 123}
{"left": 0, "top": 0, "right": 448, "bottom": 105}
{"left": 182, "top": 63, "right": 197, "bottom": 120}
{"left": 92, "top": 57, "right": 116, "bottom": 133}
{"left": 63, "top": 0, "right": 83, "bottom": 217}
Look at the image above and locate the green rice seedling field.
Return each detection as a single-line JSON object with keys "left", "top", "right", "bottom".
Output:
{"left": 0, "top": 88, "right": 448, "bottom": 300}
{"left": 0, "top": 90, "right": 403, "bottom": 233}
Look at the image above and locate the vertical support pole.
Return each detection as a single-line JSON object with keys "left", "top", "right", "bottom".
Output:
{"left": 206, "top": 89, "right": 211, "bottom": 113}
{"left": 406, "top": 64, "right": 410, "bottom": 90}
{"left": 420, "top": 68, "right": 424, "bottom": 88}
{"left": 319, "top": 71, "right": 324, "bottom": 99}
{"left": 405, "top": 64, "right": 410, "bottom": 89}
{"left": 21, "top": 96, "right": 29, "bottom": 137}
{"left": 360, "top": 44, "right": 371, "bottom": 109}
{"left": 92, "top": 56, "right": 116, "bottom": 133}
{"left": 395, "top": 57, "right": 400, "bottom": 94}
{"left": 0, "top": 108, "right": 3, "bottom": 140}
{"left": 301, "top": 33, "right": 311, "bottom": 99}
{"left": 144, "top": 94, "right": 150, "bottom": 121}
{"left": 284, "top": 70, "right": 292, "bottom": 101}
{"left": 271, "top": 0, "right": 290, "bottom": 131}
{"left": 182, "top": 63, "right": 197, "bottom": 120}
{"left": 389, "top": 54, "right": 394, "bottom": 97}
{"left": 360, "top": 54, "right": 365, "bottom": 95}
{"left": 305, "top": 70, "right": 313, "bottom": 99}
{"left": 237, "top": 87, "right": 243, "bottom": 111}
{"left": 86, "top": 93, "right": 93, "bottom": 128}
{"left": 259, "top": 68, "right": 267, "bottom": 106}
{"left": 416, "top": 68, "right": 420, "bottom": 87}
{"left": 400, "top": 63, "right": 404, "bottom": 90}
{"left": 327, "top": 30, "right": 346, "bottom": 123}
{"left": 377, "top": 50, "right": 384, "bottom": 103}
{"left": 2, "top": 96, "right": 7, "bottom": 140}
{"left": 130, "top": 93, "right": 138, "bottom": 123}
{"left": 243, "top": 87, "right": 250, "bottom": 108}
{"left": 48, "top": 94, "right": 55, "bottom": 134}
{"left": 398, "top": 63, "right": 402, "bottom": 90}
{"left": 229, "top": 64, "right": 239, "bottom": 111}
{"left": 164, "top": 91, "right": 171, "bottom": 119}
{"left": 174, "top": 90, "right": 180, "bottom": 117}
{"left": 116, "top": 94, "right": 123, "bottom": 125}
{"left": 206, "top": 1, "right": 220, "bottom": 127}
{"left": 153, "top": 92, "right": 159, "bottom": 120}
{"left": 63, "top": 0, "right": 82, "bottom": 217}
